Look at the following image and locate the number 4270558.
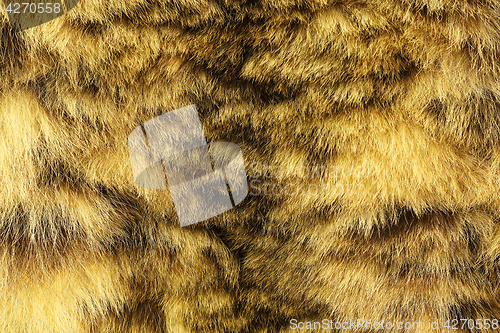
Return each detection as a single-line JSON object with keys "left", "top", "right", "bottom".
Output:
{"left": 444, "top": 319, "right": 499, "bottom": 330}
{"left": 6, "top": 2, "right": 62, "bottom": 14}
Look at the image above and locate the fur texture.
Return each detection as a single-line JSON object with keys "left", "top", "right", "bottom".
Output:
{"left": 2, "top": 0, "right": 500, "bottom": 332}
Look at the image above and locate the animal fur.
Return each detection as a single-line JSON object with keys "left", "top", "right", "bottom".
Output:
{"left": 1, "top": 0, "right": 500, "bottom": 332}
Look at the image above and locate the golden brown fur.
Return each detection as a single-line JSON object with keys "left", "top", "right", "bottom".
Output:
{"left": 2, "top": 0, "right": 500, "bottom": 331}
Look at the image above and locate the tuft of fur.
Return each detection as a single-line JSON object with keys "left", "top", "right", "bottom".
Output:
{"left": 2, "top": 0, "right": 500, "bottom": 332}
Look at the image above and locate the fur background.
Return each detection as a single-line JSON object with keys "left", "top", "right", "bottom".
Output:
{"left": 2, "top": 0, "right": 500, "bottom": 331}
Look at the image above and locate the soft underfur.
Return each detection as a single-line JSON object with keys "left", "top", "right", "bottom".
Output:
{"left": 1, "top": 0, "right": 500, "bottom": 332}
